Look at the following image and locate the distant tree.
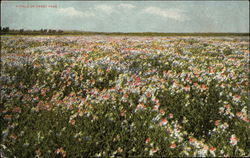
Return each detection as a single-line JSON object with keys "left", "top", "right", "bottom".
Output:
{"left": 3, "top": 27, "right": 5, "bottom": 32}
{"left": 57, "top": 30, "right": 63, "bottom": 34}
{"left": 2, "top": 27, "right": 10, "bottom": 33}
{"left": 20, "top": 29, "right": 24, "bottom": 33}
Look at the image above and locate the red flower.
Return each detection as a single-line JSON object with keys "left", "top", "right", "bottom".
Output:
{"left": 210, "top": 146, "right": 216, "bottom": 152}
{"left": 189, "top": 138, "right": 196, "bottom": 143}
{"left": 160, "top": 109, "right": 165, "bottom": 115}
{"left": 160, "top": 118, "right": 168, "bottom": 126}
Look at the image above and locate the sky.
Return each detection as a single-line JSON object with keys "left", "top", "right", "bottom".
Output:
{"left": 1, "top": 1, "right": 249, "bottom": 33}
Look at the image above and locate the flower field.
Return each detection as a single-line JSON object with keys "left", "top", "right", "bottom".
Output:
{"left": 1, "top": 35, "right": 249, "bottom": 157}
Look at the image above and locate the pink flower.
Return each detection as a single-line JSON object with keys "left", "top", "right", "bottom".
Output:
{"left": 10, "top": 134, "right": 18, "bottom": 140}
{"left": 120, "top": 110, "right": 127, "bottom": 117}
{"left": 201, "top": 84, "right": 208, "bottom": 90}
{"left": 224, "top": 104, "right": 231, "bottom": 109}
{"left": 41, "top": 88, "right": 47, "bottom": 96}
{"left": 236, "top": 112, "right": 243, "bottom": 118}
{"left": 242, "top": 117, "right": 250, "bottom": 123}
{"left": 146, "top": 92, "right": 151, "bottom": 98}
{"left": 150, "top": 148, "right": 158, "bottom": 154}
{"left": 102, "top": 94, "right": 110, "bottom": 100}
{"left": 13, "top": 107, "right": 21, "bottom": 113}
{"left": 169, "top": 113, "right": 174, "bottom": 119}
{"left": 152, "top": 98, "right": 159, "bottom": 103}
{"left": 153, "top": 105, "right": 159, "bottom": 111}
{"left": 214, "top": 120, "right": 220, "bottom": 126}
{"left": 37, "top": 101, "right": 44, "bottom": 107}
{"left": 170, "top": 143, "right": 177, "bottom": 149}
{"left": 106, "top": 68, "right": 111, "bottom": 72}
{"left": 230, "top": 134, "right": 239, "bottom": 146}
{"left": 69, "top": 119, "right": 76, "bottom": 125}
{"left": 186, "top": 77, "right": 192, "bottom": 83}
{"left": 55, "top": 147, "right": 66, "bottom": 157}
{"left": 136, "top": 103, "right": 146, "bottom": 111}
{"left": 123, "top": 93, "right": 129, "bottom": 98}
{"left": 184, "top": 85, "right": 191, "bottom": 91}
{"left": 145, "top": 138, "right": 151, "bottom": 144}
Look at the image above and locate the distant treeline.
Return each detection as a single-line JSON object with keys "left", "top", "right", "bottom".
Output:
{"left": 0, "top": 27, "right": 63, "bottom": 35}
{"left": 0, "top": 27, "right": 249, "bottom": 36}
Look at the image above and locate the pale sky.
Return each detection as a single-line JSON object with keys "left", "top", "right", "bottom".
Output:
{"left": 1, "top": 1, "right": 249, "bottom": 33}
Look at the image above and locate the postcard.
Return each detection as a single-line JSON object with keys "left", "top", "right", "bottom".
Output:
{"left": 1, "top": 0, "right": 249, "bottom": 157}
